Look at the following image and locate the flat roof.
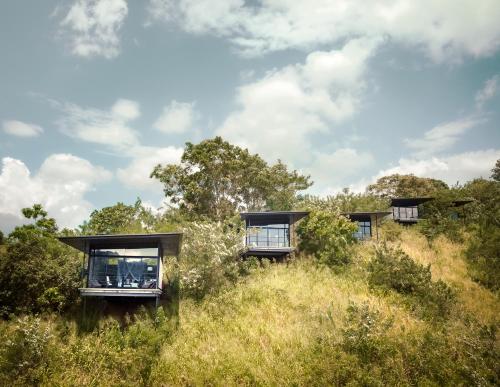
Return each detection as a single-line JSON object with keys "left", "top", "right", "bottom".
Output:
{"left": 343, "top": 211, "right": 392, "bottom": 220}
{"left": 240, "top": 211, "right": 309, "bottom": 221}
{"left": 58, "top": 233, "right": 183, "bottom": 256}
{"left": 390, "top": 197, "right": 434, "bottom": 206}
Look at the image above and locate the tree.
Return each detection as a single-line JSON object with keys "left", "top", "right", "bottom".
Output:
{"left": 367, "top": 174, "right": 448, "bottom": 198}
{"left": 0, "top": 205, "right": 80, "bottom": 315}
{"left": 80, "top": 199, "right": 149, "bottom": 235}
{"left": 491, "top": 159, "right": 500, "bottom": 182}
{"left": 151, "top": 137, "right": 312, "bottom": 220}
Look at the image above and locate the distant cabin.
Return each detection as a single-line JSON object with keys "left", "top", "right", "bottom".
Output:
{"left": 390, "top": 197, "right": 434, "bottom": 224}
{"left": 59, "top": 233, "right": 182, "bottom": 305}
{"left": 344, "top": 211, "right": 391, "bottom": 240}
{"left": 240, "top": 211, "right": 309, "bottom": 259}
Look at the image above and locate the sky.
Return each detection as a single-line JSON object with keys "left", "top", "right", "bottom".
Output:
{"left": 1, "top": 0, "right": 499, "bottom": 232}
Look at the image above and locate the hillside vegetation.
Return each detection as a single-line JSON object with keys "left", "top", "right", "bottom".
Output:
{"left": 0, "top": 140, "right": 498, "bottom": 386}
{"left": 1, "top": 228, "right": 498, "bottom": 386}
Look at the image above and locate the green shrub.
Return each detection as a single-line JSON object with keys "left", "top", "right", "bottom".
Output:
{"left": 379, "top": 220, "right": 403, "bottom": 242}
{"left": 342, "top": 302, "right": 395, "bottom": 364}
{"left": 179, "top": 221, "right": 244, "bottom": 299}
{"left": 297, "top": 208, "right": 357, "bottom": 268}
{"left": 0, "top": 316, "right": 53, "bottom": 385}
{"left": 368, "top": 243, "right": 456, "bottom": 319}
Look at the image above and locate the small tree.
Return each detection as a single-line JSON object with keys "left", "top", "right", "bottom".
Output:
{"left": 297, "top": 205, "right": 357, "bottom": 267}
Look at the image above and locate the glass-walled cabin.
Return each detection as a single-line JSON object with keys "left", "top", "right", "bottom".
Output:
{"left": 345, "top": 212, "right": 391, "bottom": 241}
{"left": 240, "top": 211, "right": 309, "bottom": 257}
{"left": 390, "top": 198, "right": 433, "bottom": 224}
{"left": 59, "top": 233, "right": 182, "bottom": 298}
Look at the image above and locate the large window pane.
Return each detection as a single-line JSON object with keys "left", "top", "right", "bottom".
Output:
{"left": 91, "top": 247, "right": 159, "bottom": 257}
{"left": 246, "top": 223, "right": 289, "bottom": 247}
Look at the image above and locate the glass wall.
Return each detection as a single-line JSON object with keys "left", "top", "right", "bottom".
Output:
{"left": 353, "top": 220, "right": 371, "bottom": 240}
{"left": 246, "top": 223, "right": 290, "bottom": 248}
{"left": 392, "top": 206, "right": 419, "bottom": 220}
{"left": 88, "top": 247, "right": 159, "bottom": 289}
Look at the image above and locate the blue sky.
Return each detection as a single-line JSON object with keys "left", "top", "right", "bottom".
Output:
{"left": 1, "top": 0, "right": 499, "bottom": 231}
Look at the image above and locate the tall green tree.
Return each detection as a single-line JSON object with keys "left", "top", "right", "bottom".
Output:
{"left": 367, "top": 174, "right": 448, "bottom": 197}
{"left": 80, "top": 199, "right": 151, "bottom": 235}
{"left": 491, "top": 158, "right": 500, "bottom": 182}
{"left": 151, "top": 137, "right": 312, "bottom": 220}
{"left": 0, "top": 205, "right": 80, "bottom": 315}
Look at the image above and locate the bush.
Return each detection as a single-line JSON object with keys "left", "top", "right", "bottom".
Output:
{"left": 342, "top": 302, "right": 395, "bottom": 364}
{"left": 179, "top": 221, "right": 244, "bottom": 299}
{"left": 297, "top": 208, "right": 357, "bottom": 268}
{"left": 0, "top": 316, "right": 53, "bottom": 385}
{"left": 368, "top": 243, "right": 456, "bottom": 319}
{"left": 379, "top": 220, "right": 402, "bottom": 242}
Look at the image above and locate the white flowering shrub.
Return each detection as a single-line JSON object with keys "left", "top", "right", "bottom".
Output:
{"left": 180, "top": 221, "right": 244, "bottom": 299}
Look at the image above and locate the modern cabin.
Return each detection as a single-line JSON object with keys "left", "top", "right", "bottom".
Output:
{"left": 58, "top": 233, "right": 182, "bottom": 303}
{"left": 390, "top": 197, "right": 434, "bottom": 224}
{"left": 344, "top": 211, "right": 391, "bottom": 240}
{"left": 240, "top": 211, "right": 309, "bottom": 258}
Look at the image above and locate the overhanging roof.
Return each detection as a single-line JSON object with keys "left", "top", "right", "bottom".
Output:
{"left": 58, "top": 233, "right": 183, "bottom": 256}
{"left": 240, "top": 211, "right": 309, "bottom": 222}
{"left": 390, "top": 197, "right": 434, "bottom": 206}
{"left": 343, "top": 211, "right": 392, "bottom": 221}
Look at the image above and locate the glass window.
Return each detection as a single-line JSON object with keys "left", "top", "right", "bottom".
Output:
{"left": 246, "top": 223, "right": 289, "bottom": 247}
{"left": 88, "top": 255, "right": 159, "bottom": 289}
{"left": 91, "top": 247, "right": 159, "bottom": 257}
{"left": 353, "top": 221, "right": 371, "bottom": 240}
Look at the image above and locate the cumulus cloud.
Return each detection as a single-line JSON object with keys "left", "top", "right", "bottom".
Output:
{"left": 2, "top": 120, "right": 44, "bottom": 137}
{"left": 217, "top": 37, "right": 380, "bottom": 166}
{"left": 60, "top": 0, "right": 128, "bottom": 59}
{"left": 147, "top": 0, "right": 500, "bottom": 61}
{"left": 404, "top": 116, "right": 484, "bottom": 157}
{"left": 0, "top": 154, "right": 111, "bottom": 232}
{"left": 475, "top": 75, "right": 499, "bottom": 109}
{"left": 373, "top": 149, "right": 500, "bottom": 186}
{"left": 56, "top": 98, "right": 140, "bottom": 150}
{"left": 116, "top": 145, "right": 183, "bottom": 191}
{"left": 153, "top": 101, "right": 197, "bottom": 134}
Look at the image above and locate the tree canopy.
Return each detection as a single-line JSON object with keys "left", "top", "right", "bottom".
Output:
{"left": 151, "top": 137, "right": 312, "bottom": 220}
{"left": 367, "top": 174, "right": 448, "bottom": 197}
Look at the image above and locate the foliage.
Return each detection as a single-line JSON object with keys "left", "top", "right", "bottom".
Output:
{"left": 461, "top": 177, "right": 500, "bottom": 291}
{"left": 0, "top": 316, "right": 53, "bottom": 386}
{"left": 79, "top": 198, "right": 153, "bottom": 234}
{"left": 379, "top": 219, "right": 403, "bottom": 242}
{"left": 0, "top": 205, "right": 80, "bottom": 315}
{"left": 297, "top": 204, "right": 357, "bottom": 267}
{"left": 299, "top": 189, "right": 390, "bottom": 213}
{"left": 368, "top": 243, "right": 456, "bottom": 319}
{"left": 367, "top": 173, "right": 448, "bottom": 197}
{"left": 179, "top": 220, "right": 244, "bottom": 299}
{"left": 151, "top": 136, "right": 312, "bottom": 220}
{"left": 491, "top": 158, "right": 500, "bottom": 181}
{"left": 342, "top": 302, "right": 395, "bottom": 364}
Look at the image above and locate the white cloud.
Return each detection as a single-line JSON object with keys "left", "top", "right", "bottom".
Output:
{"left": 153, "top": 100, "right": 197, "bottom": 134}
{"left": 404, "top": 116, "right": 484, "bottom": 157}
{"left": 148, "top": 0, "right": 500, "bottom": 61}
{"left": 2, "top": 120, "right": 44, "bottom": 137}
{"left": 60, "top": 0, "right": 128, "bottom": 59}
{"left": 373, "top": 149, "right": 500, "bottom": 186}
{"left": 475, "top": 75, "right": 499, "bottom": 109}
{"left": 0, "top": 154, "right": 111, "bottom": 231}
{"left": 116, "top": 145, "right": 183, "bottom": 191}
{"left": 56, "top": 98, "right": 140, "bottom": 150}
{"left": 306, "top": 148, "right": 374, "bottom": 194}
{"left": 217, "top": 37, "right": 380, "bottom": 166}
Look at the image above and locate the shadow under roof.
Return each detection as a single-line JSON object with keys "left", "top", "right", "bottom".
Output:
{"left": 343, "top": 211, "right": 392, "bottom": 220}
{"left": 451, "top": 199, "right": 474, "bottom": 207}
{"left": 390, "top": 197, "right": 434, "bottom": 206}
{"left": 58, "top": 233, "right": 183, "bottom": 256}
{"left": 240, "top": 211, "right": 309, "bottom": 222}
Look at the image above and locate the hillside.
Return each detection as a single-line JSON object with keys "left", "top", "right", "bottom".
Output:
{"left": 2, "top": 227, "right": 497, "bottom": 386}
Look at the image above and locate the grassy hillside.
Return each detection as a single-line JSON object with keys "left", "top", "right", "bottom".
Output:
{"left": 1, "top": 228, "right": 498, "bottom": 386}
{"left": 149, "top": 228, "right": 498, "bottom": 385}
